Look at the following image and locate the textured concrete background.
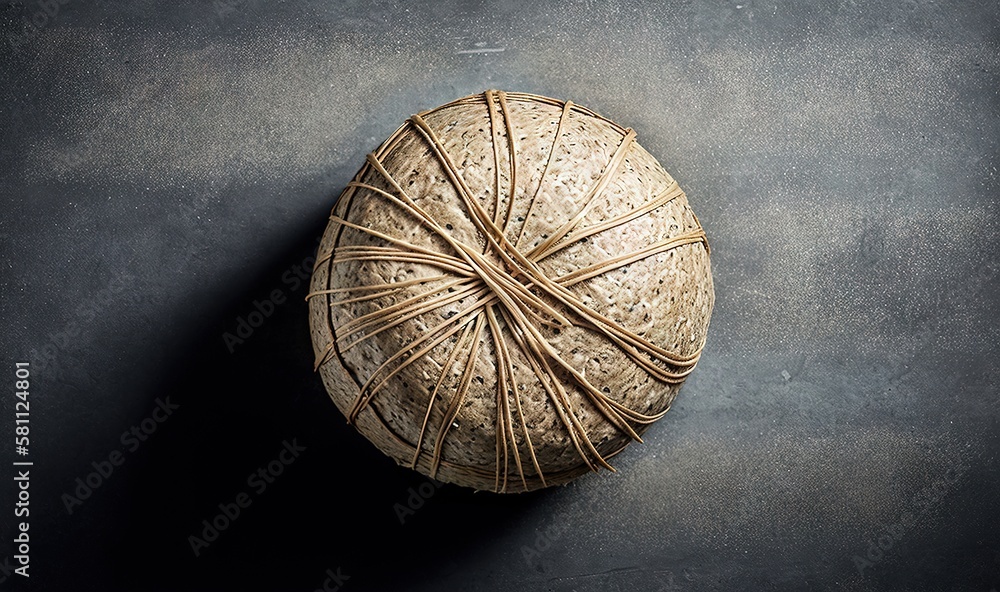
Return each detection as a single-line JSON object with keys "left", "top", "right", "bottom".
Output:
{"left": 1, "top": 1, "right": 998, "bottom": 591}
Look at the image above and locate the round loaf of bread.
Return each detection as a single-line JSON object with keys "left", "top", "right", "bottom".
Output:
{"left": 308, "top": 90, "right": 713, "bottom": 493}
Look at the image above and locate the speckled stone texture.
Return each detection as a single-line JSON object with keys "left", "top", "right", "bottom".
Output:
{"left": 310, "top": 92, "right": 713, "bottom": 492}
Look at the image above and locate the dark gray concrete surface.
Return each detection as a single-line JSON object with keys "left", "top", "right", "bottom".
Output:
{"left": 1, "top": 1, "right": 998, "bottom": 590}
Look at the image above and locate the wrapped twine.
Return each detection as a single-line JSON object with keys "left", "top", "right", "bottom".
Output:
{"left": 307, "top": 90, "right": 714, "bottom": 493}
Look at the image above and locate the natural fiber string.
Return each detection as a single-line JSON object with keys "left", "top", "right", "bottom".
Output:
{"left": 310, "top": 91, "right": 706, "bottom": 485}
{"left": 307, "top": 91, "right": 709, "bottom": 492}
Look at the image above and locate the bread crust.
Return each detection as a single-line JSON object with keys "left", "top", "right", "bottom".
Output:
{"left": 308, "top": 91, "right": 714, "bottom": 493}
